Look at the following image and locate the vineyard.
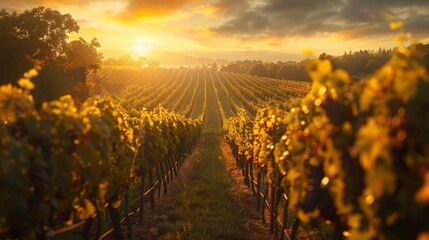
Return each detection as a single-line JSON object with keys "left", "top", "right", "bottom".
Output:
{"left": 1, "top": 44, "right": 429, "bottom": 240}
{"left": 224, "top": 46, "right": 429, "bottom": 239}
{"left": 89, "top": 67, "right": 309, "bottom": 120}
{"left": 0, "top": 66, "right": 203, "bottom": 239}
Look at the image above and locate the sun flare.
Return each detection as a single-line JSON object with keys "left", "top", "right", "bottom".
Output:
{"left": 131, "top": 44, "right": 152, "bottom": 56}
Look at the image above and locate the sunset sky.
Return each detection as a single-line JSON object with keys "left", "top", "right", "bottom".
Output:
{"left": 2, "top": 0, "right": 429, "bottom": 61}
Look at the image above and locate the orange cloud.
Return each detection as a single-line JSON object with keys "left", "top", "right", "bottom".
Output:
{"left": 336, "top": 26, "right": 386, "bottom": 41}
{"left": 191, "top": 0, "right": 246, "bottom": 18}
{"left": 192, "top": 4, "right": 220, "bottom": 18}
{"left": 118, "top": 0, "right": 200, "bottom": 20}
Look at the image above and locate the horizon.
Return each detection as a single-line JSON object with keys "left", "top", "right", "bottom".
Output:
{"left": 1, "top": 0, "right": 429, "bottom": 62}
{"left": 1, "top": 1, "right": 429, "bottom": 239}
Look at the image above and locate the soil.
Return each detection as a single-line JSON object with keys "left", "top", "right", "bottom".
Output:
{"left": 121, "top": 137, "right": 273, "bottom": 240}
{"left": 220, "top": 137, "right": 273, "bottom": 240}
{"left": 127, "top": 139, "right": 205, "bottom": 240}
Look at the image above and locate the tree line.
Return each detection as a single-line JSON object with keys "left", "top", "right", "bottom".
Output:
{"left": 220, "top": 45, "right": 429, "bottom": 81}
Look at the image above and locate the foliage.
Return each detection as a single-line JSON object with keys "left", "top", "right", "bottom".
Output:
{"left": 266, "top": 62, "right": 280, "bottom": 78}
{"left": 0, "top": 65, "right": 202, "bottom": 238}
{"left": 0, "top": 7, "right": 102, "bottom": 105}
{"left": 219, "top": 62, "right": 243, "bottom": 73}
{"left": 219, "top": 45, "right": 429, "bottom": 82}
{"left": 0, "top": 7, "right": 79, "bottom": 61}
{"left": 225, "top": 44, "right": 429, "bottom": 239}
{"left": 248, "top": 62, "right": 268, "bottom": 77}
{"left": 63, "top": 37, "right": 103, "bottom": 103}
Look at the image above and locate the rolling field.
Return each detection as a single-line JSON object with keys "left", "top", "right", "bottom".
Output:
{"left": 90, "top": 67, "right": 310, "bottom": 120}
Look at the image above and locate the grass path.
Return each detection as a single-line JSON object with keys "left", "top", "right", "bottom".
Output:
{"left": 159, "top": 75, "right": 255, "bottom": 240}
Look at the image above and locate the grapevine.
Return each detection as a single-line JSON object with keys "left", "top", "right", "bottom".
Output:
{"left": 225, "top": 44, "right": 429, "bottom": 239}
{"left": 0, "top": 66, "right": 203, "bottom": 238}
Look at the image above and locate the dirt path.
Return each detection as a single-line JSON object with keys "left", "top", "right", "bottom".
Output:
{"left": 130, "top": 74, "right": 271, "bottom": 239}
{"left": 128, "top": 139, "right": 204, "bottom": 240}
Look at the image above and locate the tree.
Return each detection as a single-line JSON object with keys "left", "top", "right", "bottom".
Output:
{"left": 248, "top": 62, "right": 267, "bottom": 77}
{"left": 277, "top": 64, "right": 294, "bottom": 79}
{"left": 62, "top": 38, "right": 103, "bottom": 102}
{"left": 412, "top": 43, "right": 429, "bottom": 71}
{"left": 0, "top": 7, "right": 79, "bottom": 61}
{"left": 211, "top": 62, "right": 219, "bottom": 71}
{"left": 63, "top": 38, "right": 103, "bottom": 79}
{"left": 220, "top": 63, "right": 242, "bottom": 73}
{"left": 0, "top": 7, "right": 102, "bottom": 105}
{"left": 266, "top": 63, "right": 280, "bottom": 78}
{"left": 319, "top": 52, "right": 333, "bottom": 60}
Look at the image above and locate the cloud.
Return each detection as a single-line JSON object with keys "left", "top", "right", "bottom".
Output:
{"left": 0, "top": 0, "right": 88, "bottom": 7}
{"left": 117, "top": 0, "right": 200, "bottom": 20}
{"left": 208, "top": 0, "right": 247, "bottom": 16}
{"left": 210, "top": 0, "right": 429, "bottom": 40}
{"left": 191, "top": 0, "right": 246, "bottom": 18}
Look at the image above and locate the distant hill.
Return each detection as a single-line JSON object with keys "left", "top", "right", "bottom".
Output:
{"left": 183, "top": 50, "right": 305, "bottom": 62}
{"left": 147, "top": 51, "right": 227, "bottom": 67}
{"left": 103, "top": 49, "right": 304, "bottom": 67}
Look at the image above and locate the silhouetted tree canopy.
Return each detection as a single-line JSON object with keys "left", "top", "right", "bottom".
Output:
{"left": 413, "top": 43, "right": 429, "bottom": 71}
{"left": 211, "top": 62, "right": 219, "bottom": 71}
{"left": 248, "top": 62, "right": 267, "bottom": 77}
{"left": 0, "top": 7, "right": 102, "bottom": 106}
{"left": 266, "top": 63, "right": 280, "bottom": 78}
{"left": 0, "top": 7, "right": 79, "bottom": 61}
{"left": 277, "top": 64, "right": 294, "bottom": 79}
{"left": 220, "top": 63, "right": 242, "bottom": 73}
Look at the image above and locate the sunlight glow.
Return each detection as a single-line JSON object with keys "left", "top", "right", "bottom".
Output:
{"left": 131, "top": 44, "right": 152, "bottom": 56}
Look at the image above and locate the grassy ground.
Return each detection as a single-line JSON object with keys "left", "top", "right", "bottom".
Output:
{"left": 159, "top": 73, "right": 255, "bottom": 240}
{"left": 159, "top": 132, "right": 255, "bottom": 240}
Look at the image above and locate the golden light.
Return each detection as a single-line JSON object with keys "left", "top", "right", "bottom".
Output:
{"left": 131, "top": 44, "right": 152, "bottom": 56}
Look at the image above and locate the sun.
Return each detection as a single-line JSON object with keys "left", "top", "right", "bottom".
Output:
{"left": 131, "top": 44, "right": 152, "bottom": 56}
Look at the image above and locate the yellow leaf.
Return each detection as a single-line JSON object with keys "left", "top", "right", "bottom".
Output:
{"left": 111, "top": 199, "right": 122, "bottom": 209}
{"left": 320, "top": 60, "right": 332, "bottom": 75}
{"left": 74, "top": 199, "right": 96, "bottom": 219}
{"left": 17, "top": 78, "right": 35, "bottom": 91}
{"left": 334, "top": 69, "right": 350, "bottom": 84}
{"left": 23, "top": 68, "right": 38, "bottom": 79}
{"left": 393, "top": 70, "right": 418, "bottom": 103}
{"left": 355, "top": 118, "right": 390, "bottom": 170}
{"left": 359, "top": 77, "right": 379, "bottom": 112}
